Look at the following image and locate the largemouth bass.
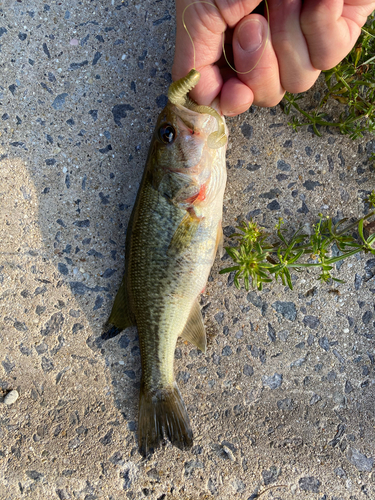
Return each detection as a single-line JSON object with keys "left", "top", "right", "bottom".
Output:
{"left": 105, "top": 70, "right": 228, "bottom": 456}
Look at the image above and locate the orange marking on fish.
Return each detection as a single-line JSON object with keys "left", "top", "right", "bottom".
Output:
{"left": 185, "top": 193, "right": 199, "bottom": 205}
{"left": 185, "top": 183, "right": 206, "bottom": 205}
{"left": 197, "top": 183, "right": 206, "bottom": 202}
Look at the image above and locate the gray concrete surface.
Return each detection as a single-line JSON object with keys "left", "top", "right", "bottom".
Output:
{"left": 0, "top": 1, "right": 374, "bottom": 499}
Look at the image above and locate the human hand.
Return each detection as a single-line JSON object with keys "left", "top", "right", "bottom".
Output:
{"left": 173, "top": 0, "right": 375, "bottom": 116}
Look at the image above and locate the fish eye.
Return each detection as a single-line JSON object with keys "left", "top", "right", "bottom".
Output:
{"left": 159, "top": 124, "right": 176, "bottom": 144}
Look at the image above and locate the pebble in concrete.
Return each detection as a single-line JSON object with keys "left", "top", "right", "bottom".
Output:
{"left": 3, "top": 389, "right": 19, "bottom": 405}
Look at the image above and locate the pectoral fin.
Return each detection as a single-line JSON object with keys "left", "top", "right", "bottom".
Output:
{"left": 180, "top": 299, "right": 206, "bottom": 353}
{"left": 169, "top": 211, "right": 201, "bottom": 253}
{"left": 215, "top": 223, "right": 224, "bottom": 259}
{"left": 103, "top": 280, "right": 136, "bottom": 339}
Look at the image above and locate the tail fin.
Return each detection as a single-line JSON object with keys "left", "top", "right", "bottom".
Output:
{"left": 138, "top": 381, "right": 193, "bottom": 457}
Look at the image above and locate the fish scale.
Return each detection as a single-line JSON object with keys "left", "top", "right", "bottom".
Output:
{"left": 133, "top": 187, "right": 199, "bottom": 386}
{"left": 105, "top": 69, "right": 227, "bottom": 455}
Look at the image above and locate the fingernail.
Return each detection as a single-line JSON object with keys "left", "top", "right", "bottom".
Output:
{"left": 237, "top": 19, "right": 263, "bottom": 53}
{"left": 225, "top": 102, "right": 253, "bottom": 117}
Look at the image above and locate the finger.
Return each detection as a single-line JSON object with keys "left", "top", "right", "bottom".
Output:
{"left": 268, "top": 0, "right": 320, "bottom": 93}
{"left": 220, "top": 77, "right": 254, "bottom": 116}
{"left": 172, "top": 0, "right": 262, "bottom": 105}
{"left": 188, "top": 64, "right": 224, "bottom": 106}
{"left": 172, "top": 0, "right": 226, "bottom": 103}
{"left": 300, "top": 0, "right": 367, "bottom": 70}
{"left": 232, "top": 14, "right": 285, "bottom": 107}
{"left": 342, "top": 1, "right": 375, "bottom": 27}
{"left": 215, "top": 0, "right": 263, "bottom": 27}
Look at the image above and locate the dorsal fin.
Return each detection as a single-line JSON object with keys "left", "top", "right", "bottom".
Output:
{"left": 103, "top": 280, "right": 136, "bottom": 339}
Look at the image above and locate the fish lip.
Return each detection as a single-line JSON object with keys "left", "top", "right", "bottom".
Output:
{"left": 176, "top": 114, "right": 194, "bottom": 134}
{"left": 174, "top": 101, "right": 223, "bottom": 119}
{"left": 173, "top": 102, "right": 202, "bottom": 126}
{"left": 173, "top": 103, "right": 212, "bottom": 136}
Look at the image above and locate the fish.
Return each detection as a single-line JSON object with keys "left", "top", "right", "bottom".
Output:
{"left": 104, "top": 69, "right": 228, "bottom": 456}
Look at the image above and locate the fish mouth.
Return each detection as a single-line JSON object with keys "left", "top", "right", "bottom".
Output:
{"left": 168, "top": 69, "right": 227, "bottom": 150}
{"left": 171, "top": 100, "right": 227, "bottom": 150}
{"left": 186, "top": 101, "right": 227, "bottom": 149}
{"left": 173, "top": 104, "right": 207, "bottom": 134}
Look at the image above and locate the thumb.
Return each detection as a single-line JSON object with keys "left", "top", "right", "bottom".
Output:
{"left": 232, "top": 14, "right": 284, "bottom": 107}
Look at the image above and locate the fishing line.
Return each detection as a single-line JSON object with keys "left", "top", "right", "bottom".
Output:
{"left": 182, "top": 0, "right": 270, "bottom": 75}
{"left": 254, "top": 484, "right": 288, "bottom": 498}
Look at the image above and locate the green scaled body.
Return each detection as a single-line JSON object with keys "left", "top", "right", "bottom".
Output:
{"left": 105, "top": 70, "right": 228, "bottom": 456}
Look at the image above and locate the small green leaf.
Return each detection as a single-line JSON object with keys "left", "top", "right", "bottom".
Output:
{"left": 358, "top": 219, "right": 365, "bottom": 242}
{"left": 219, "top": 266, "right": 240, "bottom": 274}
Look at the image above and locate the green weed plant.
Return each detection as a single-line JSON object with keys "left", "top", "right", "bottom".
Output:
{"left": 220, "top": 193, "right": 375, "bottom": 291}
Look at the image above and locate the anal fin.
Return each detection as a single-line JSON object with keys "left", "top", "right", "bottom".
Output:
{"left": 180, "top": 299, "right": 206, "bottom": 353}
